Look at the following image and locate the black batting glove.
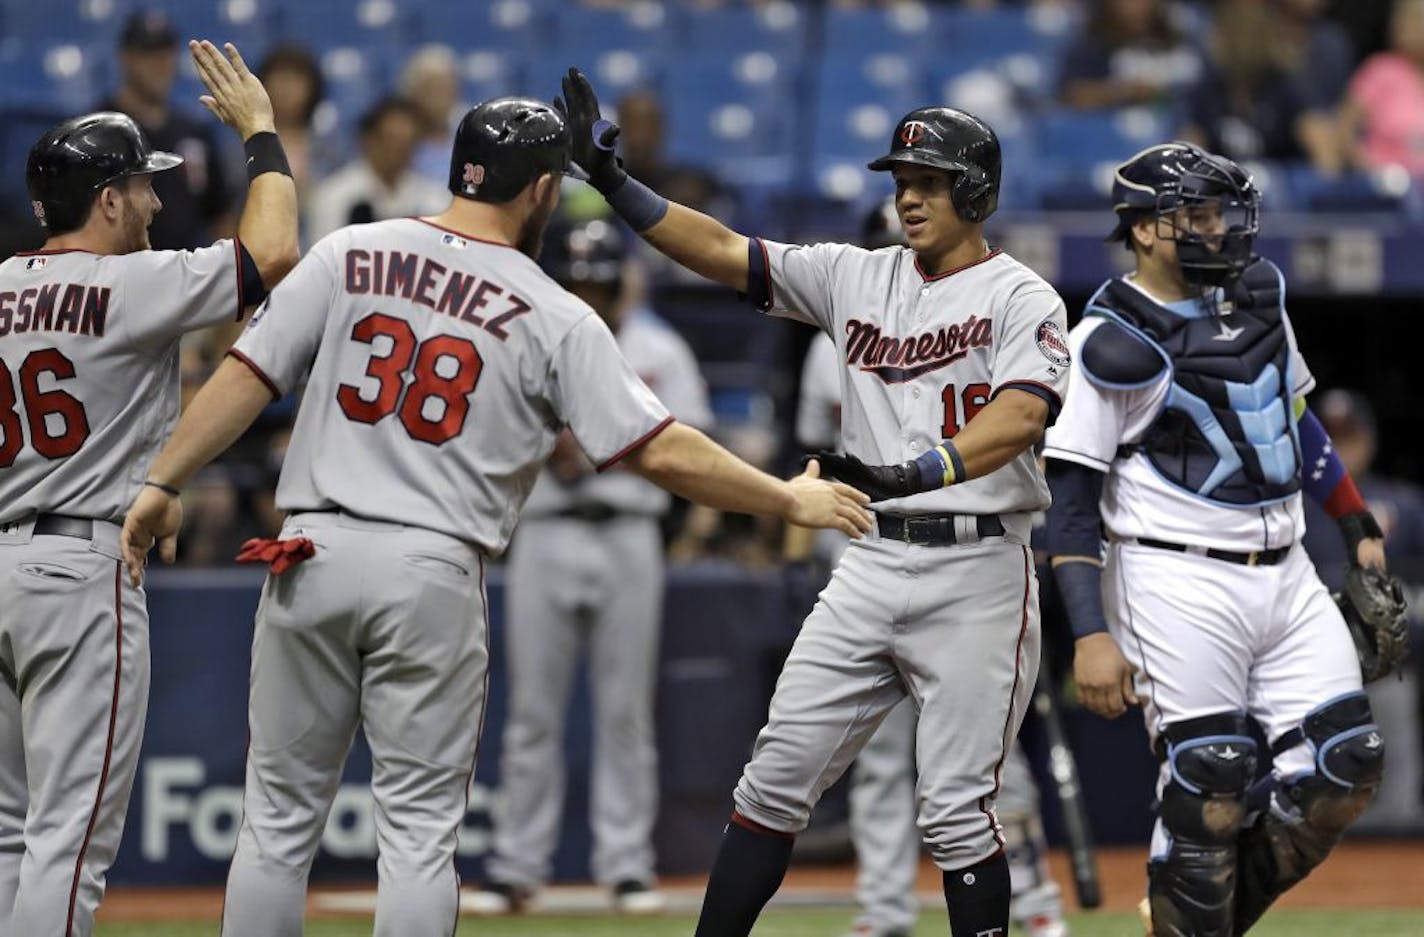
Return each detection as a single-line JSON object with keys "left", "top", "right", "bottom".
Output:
{"left": 812, "top": 450, "right": 922, "bottom": 503}
{"left": 557, "top": 67, "right": 627, "bottom": 195}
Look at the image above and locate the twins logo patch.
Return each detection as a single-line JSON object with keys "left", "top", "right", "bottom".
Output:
{"left": 1035, "top": 319, "right": 1070, "bottom": 367}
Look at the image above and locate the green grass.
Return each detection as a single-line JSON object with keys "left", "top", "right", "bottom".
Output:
{"left": 95, "top": 908, "right": 1424, "bottom": 937}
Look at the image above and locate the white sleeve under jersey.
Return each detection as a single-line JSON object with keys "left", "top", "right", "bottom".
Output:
{"left": 230, "top": 219, "right": 670, "bottom": 553}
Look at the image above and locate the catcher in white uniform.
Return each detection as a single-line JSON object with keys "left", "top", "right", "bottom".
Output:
{"left": 120, "top": 96, "right": 871, "bottom": 937}
{"left": 1041, "top": 143, "right": 1406, "bottom": 937}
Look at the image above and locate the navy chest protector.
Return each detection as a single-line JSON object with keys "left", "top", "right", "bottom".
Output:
{"left": 1081, "top": 260, "right": 1300, "bottom": 506}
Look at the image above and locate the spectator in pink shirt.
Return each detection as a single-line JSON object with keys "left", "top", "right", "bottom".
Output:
{"left": 1340, "top": 0, "right": 1424, "bottom": 176}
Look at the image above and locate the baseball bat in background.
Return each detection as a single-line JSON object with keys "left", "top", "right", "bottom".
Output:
{"left": 1032, "top": 675, "right": 1103, "bottom": 909}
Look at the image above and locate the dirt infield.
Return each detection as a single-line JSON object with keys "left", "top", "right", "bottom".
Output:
{"left": 96, "top": 840, "right": 1424, "bottom": 922}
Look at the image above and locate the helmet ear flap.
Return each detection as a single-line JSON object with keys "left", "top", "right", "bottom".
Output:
{"left": 951, "top": 168, "right": 995, "bottom": 223}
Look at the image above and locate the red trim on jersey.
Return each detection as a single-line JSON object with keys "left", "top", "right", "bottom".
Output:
{"left": 1324, "top": 473, "right": 1368, "bottom": 519}
{"left": 411, "top": 218, "right": 519, "bottom": 251}
{"left": 596, "top": 416, "right": 675, "bottom": 473}
{"left": 67, "top": 563, "right": 124, "bottom": 937}
{"left": 232, "top": 236, "right": 247, "bottom": 322}
{"left": 756, "top": 237, "right": 773, "bottom": 307}
{"left": 914, "top": 247, "right": 1002, "bottom": 283}
{"left": 225, "top": 349, "right": 281, "bottom": 401}
{"left": 14, "top": 248, "right": 97, "bottom": 257}
{"left": 979, "top": 546, "right": 1033, "bottom": 850}
{"left": 731, "top": 810, "right": 796, "bottom": 840}
{"left": 992, "top": 380, "right": 1062, "bottom": 410}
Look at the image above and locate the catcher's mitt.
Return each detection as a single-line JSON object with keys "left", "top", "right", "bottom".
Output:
{"left": 1337, "top": 566, "right": 1409, "bottom": 683}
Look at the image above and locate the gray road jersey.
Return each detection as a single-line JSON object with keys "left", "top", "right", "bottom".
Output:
{"left": 758, "top": 240, "right": 1070, "bottom": 515}
{"left": 231, "top": 219, "right": 671, "bottom": 554}
{"left": 521, "top": 307, "right": 711, "bottom": 518}
{"left": 0, "top": 243, "right": 245, "bottom": 523}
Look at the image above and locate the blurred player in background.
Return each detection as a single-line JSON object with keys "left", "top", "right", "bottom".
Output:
{"left": 474, "top": 215, "right": 712, "bottom": 915}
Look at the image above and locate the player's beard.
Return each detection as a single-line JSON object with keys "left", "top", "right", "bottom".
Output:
{"left": 516, "top": 183, "right": 559, "bottom": 260}
{"left": 116, "top": 193, "right": 152, "bottom": 254}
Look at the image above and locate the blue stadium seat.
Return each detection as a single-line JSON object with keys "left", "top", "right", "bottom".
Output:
{"left": 662, "top": 54, "right": 797, "bottom": 190}
{"left": 549, "top": 2, "right": 672, "bottom": 60}
{"left": 809, "top": 55, "right": 921, "bottom": 198}
{"left": 1035, "top": 108, "right": 1170, "bottom": 210}
{"left": 409, "top": 0, "right": 551, "bottom": 54}
{"left": 1288, "top": 165, "right": 1414, "bottom": 214}
{"left": 943, "top": 6, "right": 1074, "bottom": 60}
{"left": 676, "top": 2, "right": 806, "bottom": 57}
{"left": 272, "top": 0, "right": 411, "bottom": 52}
{"left": 147, "top": 0, "right": 270, "bottom": 52}
{"left": 455, "top": 50, "right": 522, "bottom": 107}
{"left": 525, "top": 51, "right": 663, "bottom": 109}
{"left": 822, "top": 4, "right": 953, "bottom": 57}
{"left": 0, "top": 0, "right": 128, "bottom": 44}
{"left": 0, "top": 39, "right": 106, "bottom": 111}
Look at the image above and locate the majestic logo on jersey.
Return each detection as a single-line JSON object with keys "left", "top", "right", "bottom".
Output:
{"left": 844, "top": 315, "right": 992, "bottom": 384}
{"left": 1035, "top": 319, "right": 1070, "bottom": 366}
{"left": 899, "top": 120, "right": 929, "bottom": 145}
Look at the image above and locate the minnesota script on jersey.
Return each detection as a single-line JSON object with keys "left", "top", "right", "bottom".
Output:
{"left": 754, "top": 239, "right": 1071, "bottom": 515}
{"left": 229, "top": 219, "right": 670, "bottom": 553}
{"left": 0, "top": 242, "right": 245, "bottom": 523}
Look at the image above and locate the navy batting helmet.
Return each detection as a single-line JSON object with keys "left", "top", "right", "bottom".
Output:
{"left": 542, "top": 217, "right": 626, "bottom": 285}
{"left": 867, "top": 106, "right": 1001, "bottom": 223}
{"left": 1107, "top": 142, "right": 1261, "bottom": 287}
{"left": 449, "top": 96, "right": 570, "bottom": 204}
{"left": 26, "top": 111, "right": 182, "bottom": 233}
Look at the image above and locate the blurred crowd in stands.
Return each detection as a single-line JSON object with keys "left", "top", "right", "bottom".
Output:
{"left": 0, "top": 0, "right": 1421, "bottom": 569}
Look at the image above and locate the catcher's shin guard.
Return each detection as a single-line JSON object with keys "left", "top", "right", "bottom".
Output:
{"left": 1235, "top": 692, "right": 1384, "bottom": 933}
{"left": 1147, "top": 713, "right": 1257, "bottom": 937}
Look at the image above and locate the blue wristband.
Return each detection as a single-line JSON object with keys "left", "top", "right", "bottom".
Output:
{"left": 911, "top": 441, "right": 965, "bottom": 490}
{"left": 605, "top": 175, "right": 669, "bottom": 232}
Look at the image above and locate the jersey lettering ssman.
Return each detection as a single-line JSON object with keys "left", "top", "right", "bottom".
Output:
{"left": 0, "top": 242, "right": 248, "bottom": 523}
{"left": 751, "top": 240, "right": 1070, "bottom": 518}
{"left": 228, "top": 219, "right": 672, "bottom": 553}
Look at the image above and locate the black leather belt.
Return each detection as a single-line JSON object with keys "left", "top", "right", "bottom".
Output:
{"left": 1135, "top": 536, "right": 1290, "bottom": 567}
{"left": 33, "top": 514, "right": 95, "bottom": 540}
{"left": 875, "top": 512, "right": 1005, "bottom": 546}
{"left": 554, "top": 503, "right": 625, "bottom": 523}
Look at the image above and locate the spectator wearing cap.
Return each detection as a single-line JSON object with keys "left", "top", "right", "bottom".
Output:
{"left": 97, "top": 9, "right": 235, "bottom": 248}
{"left": 304, "top": 97, "right": 448, "bottom": 242}
{"left": 1301, "top": 389, "right": 1424, "bottom": 833}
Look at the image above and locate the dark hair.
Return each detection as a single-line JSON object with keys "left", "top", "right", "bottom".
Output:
{"left": 257, "top": 42, "right": 325, "bottom": 127}
{"left": 1088, "top": 0, "right": 1181, "bottom": 49}
{"left": 358, "top": 97, "right": 422, "bottom": 137}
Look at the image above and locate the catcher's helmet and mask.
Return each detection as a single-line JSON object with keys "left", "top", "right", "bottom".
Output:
{"left": 867, "top": 106, "right": 1002, "bottom": 223}
{"left": 1107, "top": 142, "right": 1261, "bottom": 288}
{"left": 26, "top": 111, "right": 182, "bottom": 233}
{"left": 449, "top": 96, "right": 572, "bottom": 203}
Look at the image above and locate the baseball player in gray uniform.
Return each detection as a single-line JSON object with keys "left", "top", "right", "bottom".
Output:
{"left": 557, "top": 67, "right": 1069, "bottom": 937}
{"left": 119, "top": 96, "right": 871, "bottom": 937}
{"left": 794, "top": 200, "right": 1069, "bottom": 937}
{"left": 0, "top": 42, "right": 298, "bottom": 937}
{"left": 475, "top": 216, "right": 712, "bottom": 914}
